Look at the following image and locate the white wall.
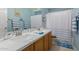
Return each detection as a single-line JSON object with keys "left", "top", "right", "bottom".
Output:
{"left": 0, "top": 8, "right": 7, "bottom": 38}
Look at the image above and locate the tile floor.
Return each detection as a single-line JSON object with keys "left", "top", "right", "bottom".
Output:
{"left": 50, "top": 45, "right": 73, "bottom": 51}
{"left": 51, "top": 38, "right": 73, "bottom": 51}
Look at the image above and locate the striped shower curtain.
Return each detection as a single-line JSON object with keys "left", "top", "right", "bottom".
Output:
{"left": 46, "top": 10, "right": 72, "bottom": 44}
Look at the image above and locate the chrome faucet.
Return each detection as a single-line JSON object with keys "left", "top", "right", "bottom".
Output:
{"left": 13, "top": 28, "right": 22, "bottom": 36}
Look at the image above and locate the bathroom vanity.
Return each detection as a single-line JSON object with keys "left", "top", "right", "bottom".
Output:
{"left": 0, "top": 29, "right": 53, "bottom": 51}
{"left": 22, "top": 32, "right": 52, "bottom": 51}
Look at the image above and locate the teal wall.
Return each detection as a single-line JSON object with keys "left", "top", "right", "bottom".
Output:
{"left": 7, "top": 8, "right": 32, "bottom": 32}
{"left": 31, "top": 8, "right": 72, "bottom": 15}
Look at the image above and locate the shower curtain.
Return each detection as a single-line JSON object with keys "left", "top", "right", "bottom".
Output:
{"left": 46, "top": 10, "right": 72, "bottom": 47}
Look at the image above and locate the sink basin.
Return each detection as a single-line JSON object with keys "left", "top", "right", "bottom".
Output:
{"left": 10, "top": 33, "right": 39, "bottom": 43}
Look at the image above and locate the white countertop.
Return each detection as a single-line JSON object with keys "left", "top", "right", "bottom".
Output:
{"left": 0, "top": 29, "right": 51, "bottom": 51}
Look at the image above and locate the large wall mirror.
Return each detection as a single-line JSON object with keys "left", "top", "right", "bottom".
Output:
{"left": 7, "top": 8, "right": 32, "bottom": 32}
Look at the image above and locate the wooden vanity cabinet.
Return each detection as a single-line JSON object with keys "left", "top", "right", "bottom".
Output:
{"left": 22, "top": 44, "right": 34, "bottom": 51}
{"left": 43, "top": 34, "right": 49, "bottom": 51}
{"left": 22, "top": 32, "right": 52, "bottom": 51}
{"left": 44, "top": 32, "right": 52, "bottom": 51}
{"left": 48, "top": 32, "right": 52, "bottom": 49}
{"left": 34, "top": 37, "right": 44, "bottom": 51}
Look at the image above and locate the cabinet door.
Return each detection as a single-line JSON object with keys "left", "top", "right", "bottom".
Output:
{"left": 34, "top": 37, "right": 44, "bottom": 51}
{"left": 48, "top": 32, "right": 52, "bottom": 49}
{"left": 44, "top": 34, "right": 49, "bottom": 51}
{"left": 22, "top": 44, "right": 34, "bottom": 51}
